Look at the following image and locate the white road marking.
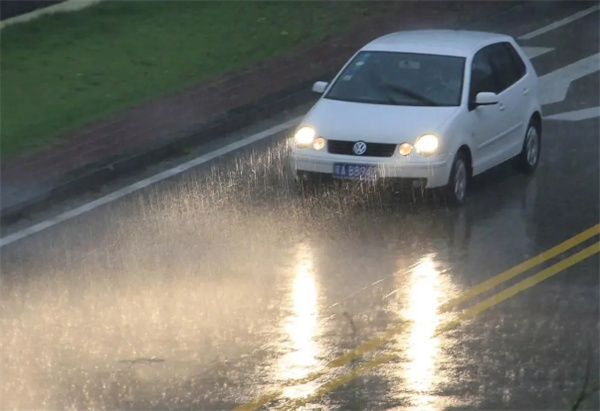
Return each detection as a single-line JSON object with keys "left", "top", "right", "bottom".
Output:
{"left": 539, "top": 53, "right": 600, "bottom": 105}
{"left": 518, "top": 4, "right": 600, "bottom": 40}
{"left": 521, "top": 46, "right": 555, "bottom": 60}
{"left": 0, "top": 117, "right": 302, "bottom": 248}
{"left": 0, "top": 0, "right": 104, "bottom": 30}
{"left": 545, "top": 107, "right": 600, "bottom": 121}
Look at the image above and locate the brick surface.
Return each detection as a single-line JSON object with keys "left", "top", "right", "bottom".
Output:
{"left": 0, "top": 1, "right": 521, "bottom": 188}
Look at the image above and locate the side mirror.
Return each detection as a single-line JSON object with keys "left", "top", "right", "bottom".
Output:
{"left": 312, "top": 81, "right": 329, "bottom": 94}
{"left": 474, "top": 91, "right": 499, "bottom": 106}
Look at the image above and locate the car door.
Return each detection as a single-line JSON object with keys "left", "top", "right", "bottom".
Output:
{"left": 503, "top": 42, "right": 531, "bottom": 155}
{"left": 485, "top": 42, "right": 529, "bottom": 162}
{"left": 467, "top": 45, "right": 506, "bottom": 175}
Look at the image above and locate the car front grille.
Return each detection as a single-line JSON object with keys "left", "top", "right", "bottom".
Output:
{"left": 327, "top": 140, "right": 397, "bottom": 157}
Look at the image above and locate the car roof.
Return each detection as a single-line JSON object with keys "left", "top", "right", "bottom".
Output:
{"left": 361, "top": 30, "right": 514, "bottom": 57}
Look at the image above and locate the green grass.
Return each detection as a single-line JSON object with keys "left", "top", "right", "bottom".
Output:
{"left": 1, "top": 1, "right": 377, "bottom": 159}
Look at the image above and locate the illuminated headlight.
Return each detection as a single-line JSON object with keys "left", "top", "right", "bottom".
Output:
{"left": 398, "top": 143, "right": 413, "bottom": 156}
{"left": 312, "top": 137, "right": 326, "bottom": 150}
{"left": 414, "top": 134, "right": 439, "bottom": 155}
{"left": 294, "top": 126, "right": 316, "bottom": 148}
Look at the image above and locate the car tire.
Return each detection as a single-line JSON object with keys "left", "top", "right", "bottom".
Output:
{"left": 515, "top": 118, "right": 541, "bottom": 173}
{"left": 445, "top": 151, "right": 469, "bottom": 206}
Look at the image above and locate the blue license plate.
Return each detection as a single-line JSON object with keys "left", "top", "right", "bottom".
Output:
{"left": 333, "top": 163, "right": 378, "bottom": 180}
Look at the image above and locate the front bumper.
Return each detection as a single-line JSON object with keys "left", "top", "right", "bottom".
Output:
{"left": 290, "top": 149, "right": 453, "bottom": 188}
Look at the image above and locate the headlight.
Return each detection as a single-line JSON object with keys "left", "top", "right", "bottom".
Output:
{"left": 312, "top": 137, "right": 326, "bottom": 150}
{"left": 414, "top": 134, "right": 439, "bottom": 155}
{"left": 398, "top": 143, "right": 413, "bottom": 156}
{"left": 294, "top": 126, "right": 316, "bottom": 147}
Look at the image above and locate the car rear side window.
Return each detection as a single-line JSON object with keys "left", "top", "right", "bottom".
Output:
{"left": 503, "top": 42, "right": 527, "bottom": 79}
{"left": 485, "top": 42, "right": 524, "bottom": 93}
{"left": 469, "top": 48, "right": 498, "bottom": 103}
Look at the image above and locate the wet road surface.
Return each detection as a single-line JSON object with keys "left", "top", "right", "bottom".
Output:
{"left": 1, "top": 2, "right": 599, "bottom": 410}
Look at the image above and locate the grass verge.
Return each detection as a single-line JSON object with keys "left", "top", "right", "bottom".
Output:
{"left": 1, "top": 1, "right": 380, "bottom": 159}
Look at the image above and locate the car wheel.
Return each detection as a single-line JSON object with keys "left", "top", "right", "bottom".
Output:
{"left": 445, "top": 151, "right": 469, "bottom": 206}
{"left": 515, "top": 119, "right": 541, "bottom": 173}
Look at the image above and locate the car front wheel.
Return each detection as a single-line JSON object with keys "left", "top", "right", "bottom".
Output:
{"left": 445, "top": 151, "right": 469, "bottom": 206}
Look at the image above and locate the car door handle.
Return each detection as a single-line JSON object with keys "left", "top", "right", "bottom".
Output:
{"left": 499, "top": 103, "right": 505, "bottom": 111}
{"left": 523, "top": 87, "right": 529, "bottom": 95}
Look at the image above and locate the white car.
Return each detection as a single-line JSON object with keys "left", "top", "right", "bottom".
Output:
{"left": 290, "top": 30, "right": 542, "bottom": 205}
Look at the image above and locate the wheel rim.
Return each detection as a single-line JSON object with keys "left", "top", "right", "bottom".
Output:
{"left": 454, "top": 159, "right": 467, "bottom": 201}
{"left": 525, "top": 127, "right": 539, "bottom": 166}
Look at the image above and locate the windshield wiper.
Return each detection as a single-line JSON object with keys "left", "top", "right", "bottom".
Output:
{"left": 383, "top": 83, "right": 441, "bottom": 106}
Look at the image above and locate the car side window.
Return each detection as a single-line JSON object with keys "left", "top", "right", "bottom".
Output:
{"left": 469, "top": 47, "right": 497, "bottom": 105}
{"left": 486, "top": 42, "right": 524, "bottom": 93}
{"left": 503, "top": 42, "right": 527, "bottom": 79}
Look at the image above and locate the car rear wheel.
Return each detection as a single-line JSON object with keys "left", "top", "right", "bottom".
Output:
{"left": 445, "top": 151, "right": 469, "bottom": 206}
{"left": 515, "top": 119, "right": 541, "bottom": 173}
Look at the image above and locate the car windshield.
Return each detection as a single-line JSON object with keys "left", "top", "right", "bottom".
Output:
{"left": 325, "top": 51, "right": 466, "bottom": 107}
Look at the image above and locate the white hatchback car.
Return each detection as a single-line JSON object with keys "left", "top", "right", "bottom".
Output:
{"left": 290, "top": 30, "right": 542, "bottom": 205}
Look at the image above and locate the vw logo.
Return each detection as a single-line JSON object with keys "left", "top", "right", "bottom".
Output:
{"left": 353, "top": 141, "right": 367, "bottom": 155}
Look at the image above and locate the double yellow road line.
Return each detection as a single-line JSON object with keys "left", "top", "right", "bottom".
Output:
{"left": 235, "top": 223, "right": 600, "bottom": 411}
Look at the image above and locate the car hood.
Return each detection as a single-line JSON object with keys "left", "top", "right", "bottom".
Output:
{"left": 302, "top": 98, "right": 460, "bottom": 143}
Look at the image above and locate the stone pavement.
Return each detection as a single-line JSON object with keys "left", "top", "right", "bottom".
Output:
{"left": 0, "top": 1, "right": 524, "bottom": 224}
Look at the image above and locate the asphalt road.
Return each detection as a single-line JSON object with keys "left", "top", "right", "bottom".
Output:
{"left": 1, "top": 2, "right": 599, "bottom": 410}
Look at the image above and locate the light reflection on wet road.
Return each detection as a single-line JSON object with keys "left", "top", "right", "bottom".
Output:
{"left": 278, "top": 242, "right": 322, "bottom": 393}
{"left": 399, "top": 257, "right": 444, "bottom": 406}
{"left": 1, "top": 2, "right": 599, "bottom": 410}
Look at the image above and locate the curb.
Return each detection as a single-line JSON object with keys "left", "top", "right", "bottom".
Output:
{"left": 0, "top": 1, "right": 528, "bottom": 226}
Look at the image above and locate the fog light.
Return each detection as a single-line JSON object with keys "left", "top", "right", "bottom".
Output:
{"left": 412, "top": 179, "right": 426, "bottom": 188}
{"left": 399, "top": 143, "right": 413, "bottom": 156}
{"left": 312, "top": 137, "right": 326, "bottom": 150}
